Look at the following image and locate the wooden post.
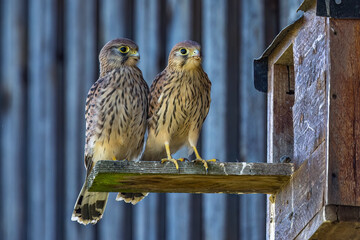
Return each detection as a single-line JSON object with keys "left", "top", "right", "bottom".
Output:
{"left": 240, "top": 0, "right": 267, "bottom": 238}
{"left": 64, "top": 0, "right": 97, "bottom": 239}
{"left": 28, "top": 0, "right": 59, "bottom": 239}
{"left": 254, "top": 1, "right": 360, "bottom": 238}
{"left": 202, "top": 1, "right": 228, "bottom": 240}
{"left": 164, "top": 1, "right": 193, "bottom": 239}
{"left": 134, "top": 1, "right": 163, "bottom": 240}
{"left": 0, "top": 1, "right": 27, "bottom": 240}
{"left": 97, "top": 1, "right": 134, "bottom": 239}
{"left": 327, "top": 18, "right": 360, "bottom": 207}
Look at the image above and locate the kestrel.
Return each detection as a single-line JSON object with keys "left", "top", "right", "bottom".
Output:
{"left": 71, "top": 38, "right": 149, "bottom": 225}
{"left": 143, "top": 40, "right": 214, "bottom": 170}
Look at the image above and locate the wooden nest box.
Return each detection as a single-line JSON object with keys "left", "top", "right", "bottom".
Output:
{"left": 254, "top": 0, "right": 360, "bottom": 239}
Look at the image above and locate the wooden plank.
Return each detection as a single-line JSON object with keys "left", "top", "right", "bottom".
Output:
{"left": 134, "top": 0, "right": 161, "bottom": 85}
{"left": 264, "top": 0, "right": 280, "bottom": 46}
{"left": 96, "top": 1, "right": 132, "bottom": 239}
{"left": 272, "top": 63, "right": 295, "bottom": 162}
{"left": 240, "top": 1, "right": 267, "bottom": 238}
{"left": 86, "top": 160, "right": 293, "bottom": 194}
{"left": 133, "top": 194, "right": 159, "bottom": 240}
{"left": 270, "top": 10, "right": 329, "bottom": 240}
{"left": 279, "top": 0, "right": 303, "bottom": 28}
{"left": 0, "top": 1, "right": 27, "bottom": 240}
{"left": 133, "top": 1, "right": 163, "bottom": 240}
{"left": 267, "top": 40, "right": 298, "bottom": 165}
{"left": 28, "top": 0, "right": 59, "bottom": 239}
{"left": 202, "top": 1, "right": 228, "bottom": 239}
{"left": 99, "top": 0, "right": 130, "bottom": 43}
{"left": 189, "top": 1, "right": 204, "bottom": 239}
{"left": 272, "top": 141, "right": 326, "bottom": 240}
{"left": 327, "top": 19, "right": 360, "bottom": 206}
{"left": 54, "top": 1, "right": 66, "bottom": 238}
{"left": 28, "top": 0, "right": 46, "bottom": 238}
{"left": 292, "top": 11, "right": 327, "bottom": 168}
{"left": 163, "top": 1, "right": 193, "bottom": 239}
{"left": 226, "top": 0, "right": 240, "bottom": 238}
{"left": 297, "top": 205, "right": 360, "bottom": 240}
{"left": 64, "top": 0, "right": 97, "bottom": 239}
{"left": 165, "top": 0, "right": 191, "bottom": 51}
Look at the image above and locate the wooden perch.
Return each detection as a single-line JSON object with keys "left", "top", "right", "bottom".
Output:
{"left": 86, "top": 160, "right": 294, "bottom": 194}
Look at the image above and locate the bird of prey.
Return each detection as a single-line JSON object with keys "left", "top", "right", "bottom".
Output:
{"left": 143, "top": 40, "right": 214, "bottom": 170}
{"left": 71, "top": 38, "right": 149, "bottom": 225}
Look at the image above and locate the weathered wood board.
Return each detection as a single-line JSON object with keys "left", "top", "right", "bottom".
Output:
{"left": 263, "top": 3, "right": 360, "bottom": 239}
{"left": 264, "top": 3, "right": 332, "bottom": 239}
{"left": 327, "top": 18, "right": 360, "bottom": 206}
{"left": 272, "top": 63, "right": 295, "bottom": 162}
{"left": 298, "top": 205, "right": 360, "bottom": 240}
{"left": 268, "top": 9, "right": 329, "bottom": 239}
{"left": 86, "top": 160, "right": 294, "bottom": 194}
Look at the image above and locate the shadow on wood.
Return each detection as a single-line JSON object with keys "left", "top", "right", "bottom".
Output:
{"left": 86, "top": 160, "right": 294, "bottom": 194}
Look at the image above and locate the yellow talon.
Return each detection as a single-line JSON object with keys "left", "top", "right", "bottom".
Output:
{"left": 161, "top": 158, "right": 179, "bottom": 170}
{"left": 193, "top": 158, "right": 209, "bottom": 171}
{"left": 161, "top": 142, "right": 180, "bottom": 170}
{"left": 207, "top": 159, "right": 217, "bottom": 162}
{"left": 112, "top": 156, "right": 117, "bottom": 161}
{"left": 191, "top": 146, "right": 216, "bottom": 171}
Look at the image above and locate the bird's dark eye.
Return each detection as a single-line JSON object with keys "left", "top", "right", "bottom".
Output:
{"left": 179, "top": 48, "right": 188, "bottom": 55}
{"left": 119, "top": 46, "right": 130, "bottom": 53}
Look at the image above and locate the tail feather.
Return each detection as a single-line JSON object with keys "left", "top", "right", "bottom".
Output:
{"left": 116, "top": 192, "right": 148, "bottom": 205}
{"left": 71, "top": 183, "right": 109, "bottom": 225}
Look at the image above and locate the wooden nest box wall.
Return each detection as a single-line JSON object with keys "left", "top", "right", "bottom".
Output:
{"left": 254, "top": 0, "right": 360, "bottom": 239}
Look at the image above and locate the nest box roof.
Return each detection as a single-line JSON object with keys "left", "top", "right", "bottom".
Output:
{"left": 254, "top": 0, "right": 360, "bottom": 92}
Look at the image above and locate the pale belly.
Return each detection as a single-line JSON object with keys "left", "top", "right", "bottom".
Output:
{"left": 91, "top": 116, "right": 146, "bottom": 162}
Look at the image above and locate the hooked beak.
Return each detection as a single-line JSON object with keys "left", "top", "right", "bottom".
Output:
{"left": 189, "top": 49, "right": 201, "bottom": 60}
{"left": 130, "top": 50, "right": 140, "bottom": 60}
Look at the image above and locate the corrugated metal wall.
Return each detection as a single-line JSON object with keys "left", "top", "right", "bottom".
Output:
{"left": 0, "top": 0, "right": 302, "bottom": 239}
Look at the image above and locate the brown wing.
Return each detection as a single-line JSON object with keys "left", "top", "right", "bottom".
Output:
{"left": 147, "top": 70, "right": 167, "bottom": 129}
{"left": 84, "top": 77, "right": 105, "bottom": 171}
{"left": 200, "top": 70, "right": 211, "bottom": 122}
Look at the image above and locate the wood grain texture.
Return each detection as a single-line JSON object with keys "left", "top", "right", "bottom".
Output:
{"left": 0, "top": 0, "right": 279, "bottom": 239}
{"left": 202, "top": 1, "right": 228, "bottom": 240}
{"left": 272, "top": 141, "right": 326, "bottom": 240}
{"left": 240, "top": 0, "right": 267, "bottom": 238}
{"left": 279, "top": 0, "right": 303, "bottom": 28}
{"left": 28, "top": 0, "right": 58, "bottom": 239}
{"left": 0, "top": 1, "right": 27, "bottom": 240}
{"left": 200, "top": 1, "right": 229, "bottom": 240}
{"left": 163, "top": 1, "right": 193, "bottom": 239}
{"left": 297, "top": 205, "right": 360, "bottom": 240}
{"left": 327, "top": 19, "right": 360, "bottom": 206}
{"left": 133, "top": 1, "right": 163, "bottom": 240}
{"left": 97, "top": 1, "right": 133, "bottom": 239}
{"left": 268, "top": 9, "right": 329, "bottom": 239}
{"left": 99, "top": 0, "right": 130, "bottom": 43}
{"left": 86, "top": 160, "right": 293, "bottom": 194}
{"left": 64, "top": 0, "right": 97, "bottom": 239}
{"left": 272, "top": 64, "right": 294, "bottom": 162}
{"left": 267, "top": 39, "right": 297, "bottom": 165}
{"left": 292, "top": 9, "right": 327, "bottom": 168}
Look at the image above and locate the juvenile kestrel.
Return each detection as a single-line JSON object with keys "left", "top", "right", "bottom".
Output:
{"left": 143, "top": 40, "right": 214, "bottom": 170}
{"left": 71, "top": 38, "right": 149, "bottom": 225}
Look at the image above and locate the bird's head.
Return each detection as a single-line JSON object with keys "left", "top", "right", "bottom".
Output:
{"left": 168, "top": 40, "right": 202, "bottom": 70}
{"left": 99, "top": 38, "right": 140, "bottom": 73}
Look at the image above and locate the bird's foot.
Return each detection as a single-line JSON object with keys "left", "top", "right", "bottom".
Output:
{"left": 177, "top": 158, "right": 187, "bottom": 162}
{"left": 192, "top": 158, "right": 217, "bottom": 172}
{"left": 112, "top": 156, "right": 117, "bottom": 161}
{"left": 161, "top": 158, "right": 180, "bottom": 170}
